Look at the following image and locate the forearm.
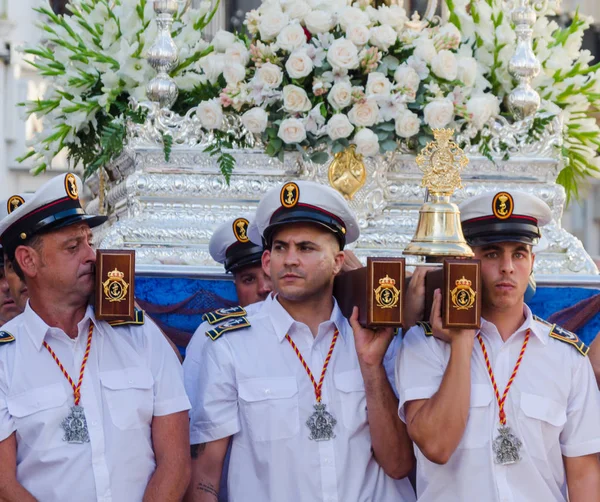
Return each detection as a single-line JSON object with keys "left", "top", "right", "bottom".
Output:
{"left": 0, "top": 481, "right": 37, "bottom": 502}
{"left": 566, "top": 454, "right": 600, "bottom": 502}
{"left": 407, "top": 337, "right": 473, "bottom": 463}
{"left": 184, "top": 440, "right": 228, "bottom": 502}
{"left": 362, "top": 364, "right": 413, "bottom": 479}
{"left": 143, "top": 461, "right": 191, "bottom": 502}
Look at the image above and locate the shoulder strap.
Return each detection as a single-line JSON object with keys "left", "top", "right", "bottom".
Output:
{"left": 206, "top": 317, "right": 251, "bottom": 341}
{"left": 549, "top": 324, "right": 589, "bottom": 356}
{"left": 0, "top": 331, "right": 15, "bottom": 344}
{"left": 107, "top": 307, "right": 145, "bottom": 327}
{"left": 416, "top": 321, "right": 433, "bottom": 336}
{"left": 202, "top": 306, "right": 247, "bottom": 325}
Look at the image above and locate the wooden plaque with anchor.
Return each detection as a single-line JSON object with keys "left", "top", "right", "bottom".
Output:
{"left": 94, "top": 249, "right": 136, "bottom": 322}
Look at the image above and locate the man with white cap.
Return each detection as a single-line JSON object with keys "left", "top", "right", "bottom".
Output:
{"left": 184, "top": 214, "right": 272, "bottom": 501}
{"left": 0, "top": 195, "right": 31, "bottom": 326}
{"left": 0, "top": 173, "right": 191, "bottom": 502}
{"left": 186, "top": 180, "right": 415, "bottom": 502}
{"left": 396, "top": 190, "right": 600, "bottom": 501}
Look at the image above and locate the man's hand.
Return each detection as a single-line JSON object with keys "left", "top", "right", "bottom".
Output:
{"left": 349, "top": 306, "right": 394, "bottom": 369}
{"left": 403, "top": 266, "right": 434, "bottom": 328}
{"left": 341, "top": 250, "right": 363, "bottom": 273}
{"left": 430, "top": 289, "right": 476, "bottom": 345}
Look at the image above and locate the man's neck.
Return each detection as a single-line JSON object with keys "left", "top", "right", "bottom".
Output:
{"left": 482, "top": 302, "right": 526, "bottom": 342}
{"left": 29, "top": 295, "right": 88, "bottom": 339}
{"left": 277, "top": 293, "right": 334, "bottom": 338}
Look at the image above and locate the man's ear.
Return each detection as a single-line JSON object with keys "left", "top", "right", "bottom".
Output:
{"left": 332, "top": 250, "right": 345, "bottom": 276}
{"left": 262, "top": 249, "right": 271, "bottom": 277}
{"left": 14, "top": 245, "right": 40, "bottom": 279}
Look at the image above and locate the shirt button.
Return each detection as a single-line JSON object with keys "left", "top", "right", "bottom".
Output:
{"left": 264, "top": 388, "right": 271, "bottom": 395}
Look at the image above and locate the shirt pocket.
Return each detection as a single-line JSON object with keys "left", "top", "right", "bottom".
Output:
{"left": 7, "top": 383, "right": 69, "bottom": 451}
{"left": 238, "top": 377, "right": 299, "bottom": 442}
{"left": 100, "top": 368, "right": 154, "bottom": 430}
{"left": 458, "top": 384, "right": 494, "bottom": 449}
{"left": 334, "top": 369, "right": 367, "bottom": 432}
{"left": 518, "top": 392, "right": 566, "bottom": 461}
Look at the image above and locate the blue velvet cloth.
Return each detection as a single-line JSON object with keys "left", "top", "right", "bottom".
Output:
{"left": 134, "top": 276, "right": 600, "bottom": 351}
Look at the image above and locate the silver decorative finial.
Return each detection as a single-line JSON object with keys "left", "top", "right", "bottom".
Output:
{"left": 504, "top": 0, "right": 549, "bottom": 120}
{"left": 146, "top": 0, "right": 180, "bottom": 109}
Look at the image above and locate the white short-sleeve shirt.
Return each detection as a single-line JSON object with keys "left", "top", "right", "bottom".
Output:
{"left": 192, "top": 295, "right": 415, "bottom": 502}
{"left": 0, "top": 303, "right": 191, "bottom": 502}
{"left": 395, "top": 305, "right": 600, "bottom": 502}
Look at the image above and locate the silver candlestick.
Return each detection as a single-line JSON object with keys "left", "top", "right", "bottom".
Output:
{"left": 146, "top": 0, "right": 180, "bottom": 109}
{"left": 503, "top": 0, "right": 550, "bottom": 120}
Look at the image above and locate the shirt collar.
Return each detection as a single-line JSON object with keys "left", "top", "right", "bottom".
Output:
{"left": 479, "top": 304, "right": 547, "bottom": 345}
{"left": 24, "top": 302, "right": 97, "bottom": 351}
{"left": 268, "top": 295, "right": 348, "bottom": 343}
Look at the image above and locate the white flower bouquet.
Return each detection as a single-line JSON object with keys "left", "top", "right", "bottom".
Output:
{"left": 195, "top": 0, "right": 503, "bottom": 166}
{"left": 19, "top": 0, "right": 219, "bottom": 177}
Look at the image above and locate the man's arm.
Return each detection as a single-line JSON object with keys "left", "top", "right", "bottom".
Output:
{"left": 588, "top": 335, "right": 600, "bottom": 388}
{"left": 184, "top": 438, "right": 230, "bottom": 502}
{"left": 143, "top": 411, "right": 191, "bottom": 502}
{"left": 404, "top": 289, "right": 475, "bottom": 464}
{"left": 350, "top": 308, "right": 414, "bottom": 479}
{"left": 0, "top": 433, "right": 36, "bottom": 501}
{"left": 565, "top": 454, "right": 600, "bottom": 501}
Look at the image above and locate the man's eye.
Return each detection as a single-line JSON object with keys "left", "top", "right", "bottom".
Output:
{"left": 243, "top": 277, "right": 255, "bottom": 284}
{"left": 485, "top": 253, "right": 497, "bottom": 259}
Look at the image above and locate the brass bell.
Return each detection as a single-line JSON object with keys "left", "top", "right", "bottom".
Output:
{"left": 403, "top": 129, "right": 473, "bottom": 258}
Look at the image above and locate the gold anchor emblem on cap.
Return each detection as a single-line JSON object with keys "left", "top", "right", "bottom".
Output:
{"left": 7, "top": 195, "right": 25, "bottom": 214}
{"left": 65, "top": 173, "right": 79, "bottom": 200}
{"left": 280, "top": 182, "right": 300, "bottom": 208}
{"left": 232, "top": 218, "right": 250, "bottom": 243}
{"left": 493, "top": 192, "right": 513, "bottom": 220}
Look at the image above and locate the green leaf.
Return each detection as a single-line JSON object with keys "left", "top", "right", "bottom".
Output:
{"left": 378, "top": 122, "right": 396, "bottom": 132}
{"left": 310, "top": 151, "right": 330, "bottom": 164}
{"left": 381, "top": 139, "right": 397, "bottom": 152}
{"left": 161, "top": 133, "right": 173, "bottom": 162}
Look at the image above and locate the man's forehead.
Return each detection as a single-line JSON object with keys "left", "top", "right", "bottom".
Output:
{"left": 475, "top": 242, "right": 532, "bottom": 252}
{"left": 272, "top": 223, "right": 333, "bottom": 242}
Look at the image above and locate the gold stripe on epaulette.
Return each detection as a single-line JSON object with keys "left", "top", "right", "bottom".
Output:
{"left": 107, "top": 308, "right": 145, "bottom": 327}
{"left": 549, "top": 326, "right": 589, "bottom": 356}
{"left": 203, "top": 306, "right": 247, "bottom": 325}
{"left": 0, "top": 331, "right": 15, "bottom": 344}
{"left": 416, "top": 321, "right": 433, "bottom": 336}
{"left": 206, "top": 317, "right": 251, "bottom": 341}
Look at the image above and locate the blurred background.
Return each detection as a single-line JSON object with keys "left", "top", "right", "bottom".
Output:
{"left": 1, "top": 0, "right": 600, "bottom": 262}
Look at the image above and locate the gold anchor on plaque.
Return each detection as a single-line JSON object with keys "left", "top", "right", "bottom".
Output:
{"left": 102, "top": 268, "right": 129, "bottom": 303}
{"left": 374, "top": 274, "right": 400, "bottom": 309}
{"left": 328, "top": 145, "right": 367, "bottom": 200}
{"left": 450, "top": 276, "right": 477, "bottom": 311}
{"left": 403, "top": 128, "right": 474, "bottom": 257}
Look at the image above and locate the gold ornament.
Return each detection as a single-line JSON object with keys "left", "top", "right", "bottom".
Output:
{"left": 374, "top": 274, "right": 400, "bottom": 309}
{"left": 102, "top": 267, "right": 129, "bottom": 303}
{"left": 328, "top": 145, "right": 367, "bottom": 200}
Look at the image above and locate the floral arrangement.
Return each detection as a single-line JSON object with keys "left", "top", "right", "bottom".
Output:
{"left": 449, "top": 0, "right": 600, "bottom": 198}
{"left": 18, "top": 0, "right": 218, "bottom": 177}
{"left": 20, "top": 0, "right": 600, "bottom": 198}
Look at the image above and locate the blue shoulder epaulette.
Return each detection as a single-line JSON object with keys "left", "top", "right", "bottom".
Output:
{"left": 549, "top": 324, "right": 589, "bottom": 356}
{"left": 202, "top": 306, "right": 247, "bottom": 325}
{"left": 532, "top": 314, "right": 553, "bottom": 328}
{"left": 0, "top": 331, "right": 15, "bottom": 344}
{"left": 417, "top": 321, "right": 433, "bottom": 336}
{"left": 206, "top": 317, "right": 251, "bottom": 341}
{"left": 107, "top": 307, "right": 145, "bottom": 327}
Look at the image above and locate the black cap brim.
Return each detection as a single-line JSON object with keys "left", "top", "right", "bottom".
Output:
{"left": 225, "top": 243, "right": 264, "bottom": 273}
{"left": 462, "top": 218, "right": 540, "bottom": 247}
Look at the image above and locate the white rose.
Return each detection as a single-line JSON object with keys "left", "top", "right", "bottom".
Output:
{"left": 394, "top": 109, "right": 420, "bottom": 138}
{"left": 225, "top": 42, "right": 250, "bottom": 66}
{"left": 433, "top": 23, "right": 461, "bottom": 50}
{"left": 377, "top": 5, "right": 407, "bottom": 29}
{"left": 278, "top": 117, "right": 307, "bottom": 143}
{"left": 457, "top": 56, "right": 477, "bottom": 87}
{"left": 304, "top": 10, "right": 334, "bottom": 34}
{"left": 285, "top": 0, "right": 310, "bottom": 20}
{"left": 327, "top": 81, "right": 353, "bottom": 110}
{"left": 353, "top": 128, "right": 379, "bottom": 156}
{"left": 212, "top": 30, "right": 237, "bottom": 53}
{"left": 259, "top": 10, "right": 290, "bottom": 41}
{"left": 394, "top": 65, "right": 420, "bottom": 91}
{"left": 466, "top": 94, "right": 500, "bottom": 129}
{"left": 327, "top": 38, "right": 359, "bottom": 70}
{"left": 345, "top": 24, "right": 370, "bottom": 47}
{"left": 199, "top": 54, "right": 225, "bottom": 84}
{"left": 326, "top": 114, "right": 354, "bottom": 140}
{"left": 369, "top": 24, "right": 397, "bottom": 50}
{"left": 223, "top": 63, "right": 246, "bottom": 84}
{"left": 285, "top": 50, "right": 314, "bottom": 78}
{"left": 413, "top": 37, "right": 437, "bottom": 64}
{"left": 348, "top": 99, "right": 379, "bottom": 127}
{"left": 423, "top": 99, "right": 454, "bottom": 129}
{"left": 277, "top": 23, "right": 308, "bottom": 52}
{"left": 431, "top": 50, "right": 458, "bottom": 81}
{"left": 338, "top": 6, "right": 370, "bottom": 31}
{"left": 366, "top": 72, "right": 391, "bottom": 102}
{"left": 197, "top": 99, "right": 223, "bottom": 129}
{"left": 282, "top": 84, "right": 312, "bottom": 112}
{"left": 242, "top": 107, "right": 269, "bottom": 134}
{"left": 255, "top": 62, "right": 283, "bottom": 88}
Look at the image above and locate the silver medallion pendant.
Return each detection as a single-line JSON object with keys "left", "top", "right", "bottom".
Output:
{"left": 306, "top": 403, "right": 337, "bottom": 441}
{"left": 492, "top": 424, "right": 522, "bottom": 465}
{"left": 61, "top": 405, "right": 90, "bottom": 444}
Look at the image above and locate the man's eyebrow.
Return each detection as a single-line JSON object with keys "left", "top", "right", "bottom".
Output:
{"left": 480, "top": 244, "right": 501, "bottom": 252}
